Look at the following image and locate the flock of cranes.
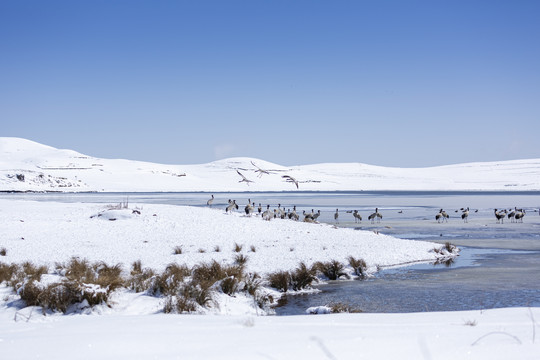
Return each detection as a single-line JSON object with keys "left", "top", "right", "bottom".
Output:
{"left": 208, "top": 195, "right": 532, "bottom": 225}
{"left": 207, "top": 195, "right": 385, "bottom": 224}
{"left": 494, "top": 207, "right": 526, "bottom": 224}
{"left": 437, "top": 206, "right": 528, "bottom": 224}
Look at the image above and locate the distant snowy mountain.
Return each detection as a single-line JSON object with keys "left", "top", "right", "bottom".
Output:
{"left": 1, "top": 137, "right": 540, "bottom": 192}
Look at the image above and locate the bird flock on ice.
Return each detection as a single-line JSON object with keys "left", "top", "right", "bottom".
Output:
{"left": 207, "top": 194, "right": 534, "bottom": 226}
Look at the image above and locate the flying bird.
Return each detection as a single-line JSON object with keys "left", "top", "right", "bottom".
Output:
{"left": 236, "top": 170, "right": 254, "bottom": 185}
{"left": 282, "top": 175, "right": 299, "bottom": 189}
{"left": 251, "top": 161, "right": 272, "bottom": 178}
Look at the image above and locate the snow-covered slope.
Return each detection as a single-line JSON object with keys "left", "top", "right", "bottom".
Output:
{"left": 2, "top": 137, "right": 540, "bottom": 192}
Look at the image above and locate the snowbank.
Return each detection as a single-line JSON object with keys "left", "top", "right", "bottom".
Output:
{"left": 0, "top": 307, "right": 538, "bottom": 360}
{"left": 0, "top": 199, "right": 448, "bottom": 274}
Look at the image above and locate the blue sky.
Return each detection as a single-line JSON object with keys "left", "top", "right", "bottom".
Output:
{"left": 2, "top": 1, "right": 539, "bottom": 167}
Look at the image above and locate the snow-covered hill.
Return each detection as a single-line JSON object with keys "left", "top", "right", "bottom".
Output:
{"left": 2, "top": 137, "right": 540, "bottom": 192}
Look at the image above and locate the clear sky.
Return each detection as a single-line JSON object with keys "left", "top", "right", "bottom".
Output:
{"left": 2, "top": 1, "right": 539, "bottom": 167}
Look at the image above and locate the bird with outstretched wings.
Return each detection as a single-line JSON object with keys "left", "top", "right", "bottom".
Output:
{"left": 282, "top": 175, "right": 299, "bottom": 189}
{"left": 251, "top": 161, "right": 272, "bottom": 178}
{"left": 237, "top": 170, "right": 254, "bottom": 185}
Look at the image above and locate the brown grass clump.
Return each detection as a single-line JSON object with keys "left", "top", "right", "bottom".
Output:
{"left": 127, "top": 260, "right": 155, "bottom": 293}
{"left": 63, "top": 258, "right": 96, "bottom": 283}
{"left": 234, "top": 254, "right": 248, "bottom": 267}
{"left": 242, "top": 272, "right": 262, "bottom": 296}
{"left": 0, "top": 263, "right": 18, "bottom": 284}
{"left": 163, "top": 295, "right": 197, "bottom": 314}
{"left": 192, "top": 261, "right": 242, "bottom": 285}
{"left": 33, "top": 282, "right": 80, "bottom": 313}
{"left": 290, "top": 262, "right": 317, "bottom": 291}
{"left": 21, "top": 261, "right": 48, "bottom": 282}
{"left": 150, "top": 263, "right": 191, "bottom": 296}
{"left": 314, "top": 260, "right": 348, "bottom": 280}
{"left": 329, "top": 302, "right": 363, "bottom": 313}
{"left": 94, "top": 262, "right": 124, "bottom": 292}
{"left": 444, "top": 242, "right": 457, "bottom": 252}
{"left": 182, "top": 281, "right": 213, "bottom": 307}
{"left": 0, "top": 247, "right": 7, "bottom": 256}
{"left": 233, "top": 243, "right": 243, "bottom": 252}
{"left": 220, "top": 276, "right": 240, "bottom": 295}
{"left": 347, "top": 256, "right": 368, "bottom": 279}
{"left": 267, "top": 271, "right": 290, "bottom": 292}
{"left": 173, "top": 246, "right": 183, "bottom": 255}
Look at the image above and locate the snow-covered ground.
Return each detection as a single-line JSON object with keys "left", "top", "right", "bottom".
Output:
{"left": 1, "top": 307, "right": 538, "bottom": 360}
{"left": 0, "top": 199, "right": 447, "bottom": 274}
{"left": 1, "top": 138, "right": 539, "bottom": 358}
{"left": 0, "top": 199, "right": 538, "bottom": 359}
{"left": 2, "top": 137, "right": 540, "bottom": 192}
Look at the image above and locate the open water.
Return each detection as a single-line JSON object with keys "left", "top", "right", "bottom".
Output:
{"left": 3, "top": 191, "right": 540, "bottom": 314}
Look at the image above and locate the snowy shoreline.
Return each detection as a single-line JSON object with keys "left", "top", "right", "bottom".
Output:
{"left": 0, "top": 198, "right": 459, "bottom": 319}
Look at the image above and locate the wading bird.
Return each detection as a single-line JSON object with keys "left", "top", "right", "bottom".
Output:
{"left": 461, "top": 207, "right": 470, "bottom": 223}
{"left": 494, "top": 209, "right": 507, "bottom": 224}
{"left": 368, "top": 208, "right": 382, "bottom": 224}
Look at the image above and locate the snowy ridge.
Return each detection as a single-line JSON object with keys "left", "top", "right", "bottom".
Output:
{"left": 2, "top": 137, "right": 540, "bottom": 192}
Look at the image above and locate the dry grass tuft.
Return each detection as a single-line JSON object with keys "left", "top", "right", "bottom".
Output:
{"left": 127, "top": 260, "right": 155, "bottom": 293}
{"left": 267, "top": 271, "right": 290, "bottom": 292}
{"left": 329, "top": 302, "right": 363, "bottom": 313}
{"left": 0, "top": 263, "right": 18, "bottom": 284}
{"left": 290, "top": 262, "right": 317, "bottom": 291}
{"left": 0, "top": 247, "right": 6, "bottom": 256}
{"left": 234, "top": 254, "right": 249, "bottom": 267}
{"left": 150, "top": 263, "right": 191, "bottom": 296}
{"left": 348, "top": 256, "right": 368, "bottom": 279}
{"left": 233, "top": 243, "right": 243, "bottom": 252}
{"left": 94, "top": 262, "right": 124, "bottom": 292}
{"left": 63, "top": 258, "right": 96, "bottom": 283}
{"left": 243, "top": 272, "right": 262, "bottom": 296}
{"left": 314, "top": 260, "right": 348, "bottom": 280}
{"left": 173, "top": 246, "right": 183, "bottom": 255}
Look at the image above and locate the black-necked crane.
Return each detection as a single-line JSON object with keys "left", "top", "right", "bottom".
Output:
{"left": 236, "top": 170, "right": 254, "bottom": 186}
{"left": 436, "top": 209, "right": 444, "bottom": 223}
{"left": 312, "top": 210, "right": 321, "bottom": 221}
{"left": 494, "top": 209, "right": 507, "bottom": 224}
{"left": 441, "top": 210, "right": 449, "bottom": 222}
{"left": 258, "top": 203, "right": 262, "bottom": 215}
{"left": 515, "top": 209, "right": 526, "bottom": 223}
{"left": 277, "top": 204, "right": 286, "bottom": 219}
{"left": 289, "top": 206, "right": 299, "bottom": 221}
{"left": 251, "top": 161, "right": 271, "bottom": 178}
{"left": 245, "top": 201, "right": 254, "bottom": 216}
{"left": 508, "top": 208, "right": 516, "bottom": 223}
{"left": 282, "top": 175, "right": 299, "bottom": 189}
{"left": 226, "top": 199, "right": 238, "bottom": 213}
{"left": 368, "top": 208, "right": 382, "bottom": 224}
{"left": 353, "top": 210, "right": 362, "bottom": 223}
{"left": 334, "top": 209, "right": 339, "bottom": 223}
{"left": 206, "top": 194, "right": 214, "bottom": 206}
{"left": 262, "top": 205, "right": 272, "bottom": 221}
{"left": 461, "top": 207, "right": 470, "bottom": 223}
{"left": 303, "top": 210, "right": 314, "bottom": 222}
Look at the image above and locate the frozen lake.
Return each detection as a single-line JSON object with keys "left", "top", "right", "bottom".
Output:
{"left": 2, "top": 191, "right": 540, "bottom": 314}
